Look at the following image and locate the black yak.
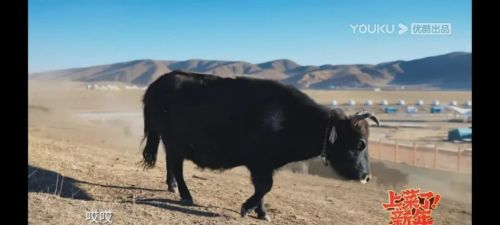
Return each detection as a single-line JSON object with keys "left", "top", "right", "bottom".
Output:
{"left": 141, "top": 70, "right": 379, "bottom": 221}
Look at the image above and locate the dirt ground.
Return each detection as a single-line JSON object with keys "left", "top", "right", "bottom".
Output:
{"left": 28, "top": 80, "right": 472, "bottom": 224}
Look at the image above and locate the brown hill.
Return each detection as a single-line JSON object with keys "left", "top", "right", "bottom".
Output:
{"left": 29, "top": 52, "right": 471, "bottom": 89}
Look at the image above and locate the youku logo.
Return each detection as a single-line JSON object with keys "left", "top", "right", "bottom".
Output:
{"left": 350, "top": 23, "right": 451, "bottom": 35}
{"left": 350, "top": 24, "right": 406, "bottom": 35}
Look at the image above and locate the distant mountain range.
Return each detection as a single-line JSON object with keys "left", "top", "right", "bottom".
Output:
{"left": 29, "top": 52, "right": 471, "bottom": 90}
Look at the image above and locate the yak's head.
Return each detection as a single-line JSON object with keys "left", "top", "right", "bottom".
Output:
{"left": 325, "top": 109, "right": 380, "bottom": 184}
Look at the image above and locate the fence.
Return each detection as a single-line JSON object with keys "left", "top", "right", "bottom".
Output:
{"left": 369, "top": 140, "right": 472, "bottom": 174}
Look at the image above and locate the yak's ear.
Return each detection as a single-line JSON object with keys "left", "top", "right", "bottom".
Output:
{"left": 329, "top": 125, "right": 337, "bottom": 144}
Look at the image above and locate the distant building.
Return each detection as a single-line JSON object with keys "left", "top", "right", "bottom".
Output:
{"left": 448, "top": 128, "right": 472, "bottom": 141}
{"left": 384, "top": 107, "right": 398, "bottom": 114}
{"left": 105, "top": 84, "right": 120, "bottom": 91}
{"left": 431, "top": 106, "right": 443, "bottom": 113}
{"left": 125, "top": 85, "right": 140, "bottom": 90}
{"left": 406, "top": 106, "right": 418, "bottom": 114}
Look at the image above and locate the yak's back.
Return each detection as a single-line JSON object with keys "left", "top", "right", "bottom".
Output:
{"left": 148, "top": 70, "right": 319, "bottom": 109}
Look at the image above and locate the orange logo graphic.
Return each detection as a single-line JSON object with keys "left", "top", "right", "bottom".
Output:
{"left": 382, "top": 189, "right": 441, "bottom": 225}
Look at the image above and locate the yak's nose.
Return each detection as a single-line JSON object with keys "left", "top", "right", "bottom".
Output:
{"left": 360, "top": 174, "right": 372, "bottom": 184}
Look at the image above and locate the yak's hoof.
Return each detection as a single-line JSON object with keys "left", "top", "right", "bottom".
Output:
{"left": 258, "top": 214, "right": 272, "bottom": 222}
{"left": 240, "top": 206, "right": 255, "bottom": 217}
{"left": 180, "top": 198, "right": 193, "bottom": 206}
{"left": 167, "top": 183, "right": 178, "bottom": 193}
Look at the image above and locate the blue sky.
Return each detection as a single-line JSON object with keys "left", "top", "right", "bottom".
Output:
{"left": 29, "top": 0, "right": 471, "bottom": 73}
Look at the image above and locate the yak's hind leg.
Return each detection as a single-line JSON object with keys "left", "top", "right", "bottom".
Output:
{"left": 166, "top": 158, "right": 177, "bottom": 193}
{"left": 161, "top": 136, "right": 191, "bottom": 203}
{"left": 161, "top": 138, "right": 178, "bottom": 193}
{"left": 255, "top": 199, "right": 271, "bottom": 221}
{"left": 167, "top": 149, "right": 193, "bottom": 205}
{"left": 241, "top": 168, "right": 273, "bottom": 221}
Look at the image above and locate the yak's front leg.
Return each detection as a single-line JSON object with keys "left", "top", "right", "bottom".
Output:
{"left": 241, "top": 169, "right": 273, "bottom": 221}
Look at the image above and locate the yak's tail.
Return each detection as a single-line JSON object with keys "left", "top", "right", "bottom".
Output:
{"left": 140, "top": 89, "right": 160, "bottom": 169}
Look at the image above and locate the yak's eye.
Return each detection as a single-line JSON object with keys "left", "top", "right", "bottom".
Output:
{"left": 356, "top": 139, "right": 367, "bottom": 151}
